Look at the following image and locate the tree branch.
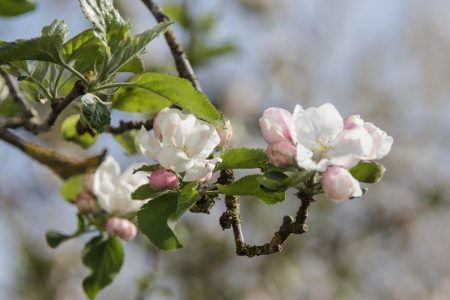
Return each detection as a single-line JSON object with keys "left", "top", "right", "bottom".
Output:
{"left": 0, "top": 126, "right": 106, "bottom": 180}
{"left": 218, "top": 169, "right": 313, "bottom": 257}
{"left": 106, "top": 119, "right": 154, "bottom": 135}
{"left": 140, "top": 0, "right": 203, "bottom": 92}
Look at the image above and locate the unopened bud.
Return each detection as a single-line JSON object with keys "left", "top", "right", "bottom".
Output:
{"left": 149, "top": 169, "right": 178, "bottom": 191}
{"left": 75, "top": 191, "right": 98, "bottom": 214}
{"left": 153, "top": 107, "right": 170, "bottom": 142}
{"left": 321, "top": 166, "right": 362, "bottom": 203}
{"left": 82, "top": 173, "right": 94, "bottom": 194}
{"left": 105, "top": 217, "right": 137, "bottom": 242}
{"left": 267, "top": 140, "right": 296, "bottom": 168}
{"left": 215, "top": 120, "right": 232, "bottom": 148}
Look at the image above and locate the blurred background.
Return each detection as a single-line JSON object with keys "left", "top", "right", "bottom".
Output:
{"left": 1, "top": 0, "right": 450, "bottom": 299}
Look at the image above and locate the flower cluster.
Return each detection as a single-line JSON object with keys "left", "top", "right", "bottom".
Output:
{"left": 260, "top": 103, "right": 393, "bottom": 202}
{"left": 139, "top": 108, "right": 229, "bottom": 183}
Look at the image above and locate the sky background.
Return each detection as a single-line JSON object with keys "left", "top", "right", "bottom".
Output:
{"left": 1, "top": 0, "right": 450, "bottom": 299}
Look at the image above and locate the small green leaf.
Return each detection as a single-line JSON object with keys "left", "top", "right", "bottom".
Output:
{"left": 133, "top": 164, "right": 162, "bottom": 174}
{"left": 41, "top": 19, "right": 69, "bottom": 41}
{"left": 82, "top": 235, "right": 124, "bottom": 299}
{"left": 117, "top": 56, "right": 144, "bottom": 74}
{"left": 79, "top": 0, "right": 130, "bottom": 53}
{"left": 80, "top": 93, "right": 111, "bottom": 133}
{"left": 61, "top": 174, "right": 84, "bottom": 204}
{"left": 106, "top": 22, "right": 172, "bottom": 75}
{"left": 256, "top": 171, "right": 288, "bottom": 192}
{"left": 280, "top": 170, "right": 316, "bottom": 189}
{"left": 349, "top": 161, "right": 386, "bottom": 183}
{"left": 128, "top": 73, "right": 225, "bottom": 128}
{"left": 63, "top": 29, "right": 103, "bottom": 68}
{"left": 46, "top": 214, "right": 89, "bottom": 248}
{"left": 112, "top": 129, "right": 140, "bottom": 154}
{"left": 0, "top": 36, "right": 64, "bottom": 66}
{"left": 61, "top": 114, "right": 98, "bottom": 149}
{"left": 110, "top": 75, "right": 171, "bottom": 113}
{"left": 131, "top": 184, "right": 170, "bottom": 200}
{"left": 0, "top": 97, "right": 19, "bottom": 117}
{"left": 215, "top": 148, "right": 269, "bottom": 170}
{"left": 217, "top": 175, "right": 285, "bottom": 205}
{"left": 0, "top": 0, "right": 36, "bottom": 17}
{"left": 137, "top": 183, "right": 198, "bottom": 250}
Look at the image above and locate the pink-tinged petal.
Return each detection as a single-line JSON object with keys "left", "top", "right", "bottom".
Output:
{"left": 215, "top": 120, "right": 232, "bottom": 148}
{"left": 363, "top": 122, "right": 394, "bottom": 160}
{"left": 343, "top": 115, "right": 364, "bottom": 130}
{"left": 321, "top": 166, "right": 362, "bottom": 203}
{"left": 157, "top": 146, "right": 194, "bottom": 173}
{"left": 153, "top": 107, "right": 170, "bottom": 141}
{"left": 267, "top": 140, "right": 296, "bottom": 168}
{"left": 139, "top": 126, "right": 162, "bottom": 161}
{"left": 149, "top": 169, "right": 178, "bottom": 190}
{"left": 259, "top": 107, "right": 293, "bottom": 144}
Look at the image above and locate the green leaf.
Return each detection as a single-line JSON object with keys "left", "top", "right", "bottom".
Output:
{"left": 61, "top": 114, "right": 98, "bottom": 149}
{"left": 110, "top": 79, "right": 171, "bottom": 113}
{"left": 106, "top": 22, "right": 172, "bottom": 75}
{"left": 133, "top": 164, "right": 162, "bottom": 174}
{"left": 0, "top": 0, "right": 36, "bottom": 17}
{"left": 82, "top": 235, "right": 124, "bottom": 299}
{"left": 280, "top": 170, "right": 316, "bottom": 189}
{"left": 349, "top": 161, "right": 386, "bottom": 183}
{"left": 61, "top": 174, "right": 84, "bottom": 204}
{"left": 0, "top": 36, "right": 64, "bottom": 66}
{"left": 80, "top": 93, "right": 111, "bottom": 133}
{"left": 137, "top": 183, "right": 198, "bottom": 250}
{"left": 117, "top": 56, "right": 144, "bottom": 74}
{"left": 0, "top": 60, "right": 29, "bottom": 77}
{"left": 215, "top": 148, "right": 269, "bottom": 170}
{"left": 127, "top": 73, "right": 225, "bottom": 128}
{"left": 256, "top": 171, "right": 288, "bottom": 192}
{"left": 0, "top": 97, "right": 19, "bottom": 117}
{"left": 63, "top": 29, "right": 103, "bottom": 65}
{"left": 46, "top": 214, "right": 89, "bottom": 248}
{"left": 79, "top": 0, "right": 130, "bottom": 53}
{"left": 41, "top": 19, "right": 69, "bottom": 40}
{"left": 112, "top": 129, "right": 140, "bottom": 154}
{"left": 217, "top": 175, "right": 285, "bottom": 205}
{"left": 131, "top": 184, "right": 170, "bottom": 200}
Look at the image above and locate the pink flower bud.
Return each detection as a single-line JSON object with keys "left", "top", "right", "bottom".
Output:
{"left": 75, "top": 191, "right": 98, "bottom": 214}
{"left": 149, "top": 169, "right": 178, "bottom": 190}
{"left": 105, "top": 217, "right": 137, "bottom": 242}
{"left": 82, "top": 173, "right": 94, "bottom": 194}
{"left": 215, "top": 120, "right": 232, "bottom": 148}
{"left": 321, "top": 166, "right": 362, "bottom": 203}
{"left": 153, "top": 107, "right": 170, "bottom": 142}
{"left": 343, "top": 115, "right": 364, "bottom": 130}
{"left": 267, "top": 140, "right": 296, "bottom": 168}
{"left": 259, "top": 107, "right": 293, "bottom": 144}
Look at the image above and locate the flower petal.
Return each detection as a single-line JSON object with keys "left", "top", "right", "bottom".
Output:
{"left": 157, "top": 146, "right": 194, "bottom": 173}
{"left": 363, "top": 122, "right": 394, "bottom": 160}
{"left": 93, "top": 156, "right": 122, "bottom": 213}
{"left": 296, "top": 144, "right": 326, "bottom": 171}
{"left": 259, "top": 107, "right": 293, "bottom": 144}
{"left": 139, "top": 126, "right": 162, "bottom": 161}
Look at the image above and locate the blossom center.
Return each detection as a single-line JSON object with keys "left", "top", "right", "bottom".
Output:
{"left": 313, "top": 137, "right": 335, "bottom": 161}
{"left": 174, "top": 145, "right": 191, "bottom": 156}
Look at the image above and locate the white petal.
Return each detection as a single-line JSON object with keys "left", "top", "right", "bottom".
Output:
{"left": 157, "top": 146, "right": 194, "bottom": 172}
{"left": 363, "top": 122, "right": 393, "bottom": 160}
{"left": 139, "top": 126, "right": 162, "bottom": 160}
{"left": 93, "top": 156, "right": 122, "bottom": 213}
{"left": 183, "top": 159, "right": 217, "bottom": 182}
{"left": 330, "top": 126, "right": 372, "bottom": 159}
{"left": 296, "top": 144, "right": 326, "bottom": 171}
{"left": 121, "top": 162, "right": 150, "bottom": 189}
{"left": 291, "top": 105, "right": 317, "bottom": 149}
{"left": 305, "top": 103, "right": 343, "bottom": 139}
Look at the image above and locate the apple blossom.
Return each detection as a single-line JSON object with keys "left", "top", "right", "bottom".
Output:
{"left": 259, "top": 107, "right": 293, "bottom": 144}
{"left": 140, "top": 109, "right": 222, "bottom": 182}
{"left": 344, "top": 115, "right": 393, "bottom": 160}
{"left": 93, "top": 156, "right": 149, "bottom": 215}
{"left": 149, "top": 169, "right": 178, "bottom": 190}
{"left": 105, "top": 217, "right": 137, "bottom": 242}
{"left": 291, "top": 103, "right": 372, "bottom": 171}
{"left": 215, "top": 120, "right": 232, "bottom": 148}
{"left": 321, "top": 166, "right": 362, "bottom": 203}
{"left": 267, "top": 140, "right": 297, "bottom": 168}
